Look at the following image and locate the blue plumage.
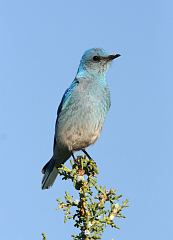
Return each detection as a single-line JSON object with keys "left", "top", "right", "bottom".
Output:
{"left": 42, "top": 48, "right": 120, "bottom": 189}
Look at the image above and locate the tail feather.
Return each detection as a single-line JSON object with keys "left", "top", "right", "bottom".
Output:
{"left": 42, "top": 150, "right": 71, "bottom": 190}
{"left": 41, "top": 159, "right": 59, "bottom": 190}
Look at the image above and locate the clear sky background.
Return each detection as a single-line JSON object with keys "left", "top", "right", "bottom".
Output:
{"left": 0, "top": 0, "right": 173, "bottom": 239}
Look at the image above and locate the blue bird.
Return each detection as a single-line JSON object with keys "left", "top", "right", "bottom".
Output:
{"left": 42, "top": 48, "right": 120, "bottom": 189}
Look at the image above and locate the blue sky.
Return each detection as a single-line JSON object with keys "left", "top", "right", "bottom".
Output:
{"left": 0, "top": 0, "right": 173, "bottom": 239}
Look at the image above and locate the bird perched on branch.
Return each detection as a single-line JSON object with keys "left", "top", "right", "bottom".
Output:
{"left": 42, "top": 48, "right": 120, "bottom": 189}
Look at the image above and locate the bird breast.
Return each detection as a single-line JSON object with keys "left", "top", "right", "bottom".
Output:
{"left": 56, "top": 79, "right": 111, "bottom": 151}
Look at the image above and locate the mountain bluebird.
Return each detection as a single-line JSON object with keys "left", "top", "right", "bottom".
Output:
{"left": 42, "top": 48, "right": 120, "bottom": 189}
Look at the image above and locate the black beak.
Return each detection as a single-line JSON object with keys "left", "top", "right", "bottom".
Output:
{"left": 107, "top": 54, "right": 121, "bottom": 60}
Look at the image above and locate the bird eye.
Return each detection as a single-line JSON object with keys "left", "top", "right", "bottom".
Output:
{"left": 93, "top": 56, "right": 100, "bottom": 61}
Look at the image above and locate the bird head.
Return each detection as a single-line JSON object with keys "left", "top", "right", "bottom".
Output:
{"left": 77, "top": 48, "right": 120, "bottom": 78}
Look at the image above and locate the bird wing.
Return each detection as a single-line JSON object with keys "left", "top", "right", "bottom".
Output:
{"left": 53, "top": 78, "right": 79, "bottom": 151}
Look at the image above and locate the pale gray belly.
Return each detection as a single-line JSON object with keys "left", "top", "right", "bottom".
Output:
{"left": 56, "top": 83, "right": 110, "bottom": 152}
{"left": 57, "top": 111, "right": 101, "bottom": 151}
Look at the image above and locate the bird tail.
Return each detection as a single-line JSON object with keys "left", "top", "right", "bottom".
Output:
{"left": 41, "top": 158, "right": 59, "bottom": 190}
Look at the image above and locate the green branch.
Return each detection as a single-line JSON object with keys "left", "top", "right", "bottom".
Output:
{"left": 52, "top": 156, "right": 128, "bottom": 239}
